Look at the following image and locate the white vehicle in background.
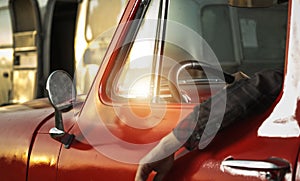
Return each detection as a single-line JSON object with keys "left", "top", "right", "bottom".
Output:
{"left": 0, "top": 0, "right": 127, "bottom": 106}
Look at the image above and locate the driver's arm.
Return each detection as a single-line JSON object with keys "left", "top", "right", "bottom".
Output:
{"left": 135, "top": 132, "right": 183, "bottom": 181}
{"left": 173, "top": 68, "right": 283, "bottom": 150}
{"left": 135, "top": 69, "right": 283, "bottom": 180}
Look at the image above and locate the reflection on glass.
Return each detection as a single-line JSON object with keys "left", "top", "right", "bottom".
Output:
{"left": 112, "top": 0, "right": 161, "bottom": 99}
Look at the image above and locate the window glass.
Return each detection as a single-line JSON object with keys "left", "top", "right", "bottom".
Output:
{"left": 201, "top": 5, "right": 235, "bottom": 64}
{"left": 165, "top": 0, "right": 287, "bottom": 76}
{"left": 201, "top": 3, "right": 287, "bottom": 75}
{"left": 199, "top": 3, "right": 287, "bottom": 75}
{"left": 106, "top": 0, "right": 287, "bottom": 103}
{"left": 115, "top": 41, "right": 155, "bottom": 99}
{"left": 109, "top": 0, "right": 160, "bottom": 100}
{"left": 237, "top": 5, "right": 287, "bottom": 61}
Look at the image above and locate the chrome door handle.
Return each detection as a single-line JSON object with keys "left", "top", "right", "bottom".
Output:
{"left": 221, "top": 157, "right": 290, "bottom": 181}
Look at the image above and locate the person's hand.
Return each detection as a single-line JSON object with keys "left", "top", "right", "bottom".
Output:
{"left": 135, "top": 153, "right": 175, "bottom": 181}
{"left": 232, "top": 71, "right": 250, "bottom": 81}
{"left": 225, "top": 71, "right": 250, "bottom": 88}
{"left": 135, "top": 132, "right": 182, "bottom": 180}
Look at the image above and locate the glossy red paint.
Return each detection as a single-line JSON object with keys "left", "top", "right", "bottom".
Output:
{"left": 27, "top": 134, "right": 61, "bottom": 181}
{"left": 0, "top": 99, "right": 54, "bottom": 180}
{"left": 296, "top": 148, "right": 300, "bottom": 181}
{"left": 169, "top": 113, "right": 300, "bottom": 180}
{"left": 55, "top": 1, "right": 298, "bottom": 180}
{"left": 0, "top": 97, "right": 82, "bottom": 180}
{"left": 27, "top": 100, "right": 83, "bottom": 180}
{"left": 55, "top": 89, "right": 299, "bottom": 180}
{"left": 55, "top": 102, "right": 193, "bottom": 180}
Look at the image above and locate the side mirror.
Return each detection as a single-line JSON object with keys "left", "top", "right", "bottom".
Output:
{"left": 46, "top": 70, "right": 75, "bottom": 148}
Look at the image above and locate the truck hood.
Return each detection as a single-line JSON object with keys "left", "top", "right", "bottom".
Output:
{"left": 0, "top": 98, "right": 55, "bottom": 179}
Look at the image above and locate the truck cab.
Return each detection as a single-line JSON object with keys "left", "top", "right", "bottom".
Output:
{"left": 0, "top": 0, "right": 299, "bottom": 180}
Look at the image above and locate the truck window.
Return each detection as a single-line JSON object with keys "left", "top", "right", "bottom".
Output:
{"left": 200, "top": 3, "right": 287, "bottom": 74}
{"left": 105, "top": 0, "right": 287, "bottom": 104}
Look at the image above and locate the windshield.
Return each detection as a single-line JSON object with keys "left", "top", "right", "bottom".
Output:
{"left": 105, "top": 0, "right": 287, "bottom": 103}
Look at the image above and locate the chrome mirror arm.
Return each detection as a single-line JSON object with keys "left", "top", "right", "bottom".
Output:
{"left": 48, "top": 109, "right": 74, "bottom": 149}
{"left": 54, "top": 108, "right": 64, "bottom": 131}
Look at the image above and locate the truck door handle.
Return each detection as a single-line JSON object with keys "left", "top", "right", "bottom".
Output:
{"left": 221, "top": 157, "right": 291, "bottom": 181}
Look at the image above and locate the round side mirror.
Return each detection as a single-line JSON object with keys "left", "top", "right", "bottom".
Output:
{"left": 46, "top": 70, "right": 76, "bottom": 111}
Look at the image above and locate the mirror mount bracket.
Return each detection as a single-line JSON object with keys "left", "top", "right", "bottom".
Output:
{"left": 49, "top": 126, "right": 75, "bottom": 149}
{"left": 49, "top": 108, "right": 74, "bottom": 149}
{"left": 54, "top": 108, "right": 65, "bottom": 131}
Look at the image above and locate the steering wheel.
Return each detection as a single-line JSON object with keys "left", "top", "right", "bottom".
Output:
{"left": 168, "top": 60, "right": 235, "bottom": 103}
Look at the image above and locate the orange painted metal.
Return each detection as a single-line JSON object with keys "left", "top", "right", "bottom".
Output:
{"left": 0, "top": 99, "right": 54, "bottom": 180}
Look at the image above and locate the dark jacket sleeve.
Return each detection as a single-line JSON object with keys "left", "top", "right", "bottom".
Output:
{"left": 173, "top": 69, "right": 283, "bottom": 150}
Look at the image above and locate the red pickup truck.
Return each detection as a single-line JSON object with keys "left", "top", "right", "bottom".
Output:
{"left": 0, "top": 0, "right": 299, "bottom": 180}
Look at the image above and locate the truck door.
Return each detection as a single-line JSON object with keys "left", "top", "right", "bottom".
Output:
{"left": 9, "top": 0, "right": 42, "bottom": 104}
{"left": 0, "top": 1, "right": 13, "bottom": 106}
{"left": 1, "top": 0, "right": 79, "bottom": 106}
